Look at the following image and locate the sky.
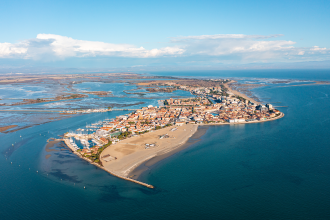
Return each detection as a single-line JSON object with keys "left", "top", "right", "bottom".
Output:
{"left": 0, "top": 0, "right": 330, "bottom": 72}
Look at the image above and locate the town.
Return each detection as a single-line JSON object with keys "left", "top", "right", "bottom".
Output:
{"left": 63, "top": 80, "right": 283, "bottom": 165}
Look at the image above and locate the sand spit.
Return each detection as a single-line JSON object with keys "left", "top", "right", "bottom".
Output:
{"left": 0, "top": 125, "right": 18, "bottom": 133}
{"left": 101, "top": 124, "right": 198, "bottom": 178}
{"left": 224, "top": 80, "right": 261, "bottom": 105}
{"left": 277, "top": 81, "right": 330, "bottom": 88}
{"left": 62, "top": 114, "right": 284, "bottom": 188}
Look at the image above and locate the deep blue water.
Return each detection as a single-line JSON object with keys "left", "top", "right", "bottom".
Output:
{"left": 1, "top": 70, "right": 330, "bottom": 219}
{"left": 147, "top": 69, "right": 330, "bottom": 81}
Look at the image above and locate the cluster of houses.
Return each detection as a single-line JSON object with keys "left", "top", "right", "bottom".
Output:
{"left": 166, "top": 97, "right": 211, "bottom": 106}
{"left": 92, "top": 96, "right": 279, "bottom": 145}
{"left": 66, "top": 82, "right": 281, "bottom": 160}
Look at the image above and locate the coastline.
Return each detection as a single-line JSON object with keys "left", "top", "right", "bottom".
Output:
{"left": 62, "top": 111, "right": 284, "bottom": 188}
{"left": 59, "top": 79, "right": 285, "bottom": 188}
{"left": 128, "top": 112, "right": 284, "bottom": 181}
{"left": 100, "top": 124, "right": 198, "bottom": 178}
{"left": 128, "top": 125, "right": 209, "bottom": 180}
{"left": 63, "top": 139, "right": 155, "bottom": 188}
{"left": 224, "top": 80, "right": 261, "bottom": 104}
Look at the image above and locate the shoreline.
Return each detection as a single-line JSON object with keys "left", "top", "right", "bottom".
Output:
{"left": 63, "top": 139, "right": 155, "bottom": 188}
{"left": 224, "top": 80, "right": 261, "bottom": 105}
{"left": 62, "top": 113, "right": 284, "bottom": 188}
{"left": 129, "top": 112, "right": 285, "bottom": 181}
{"left": 59, "top": 79, "right": 285, "bottom": 188}
{"left": 100, "top": 124, "right": 198, "bottom": 178}
{"left": 128, "top": 125, "right": 209, "bottom": 180}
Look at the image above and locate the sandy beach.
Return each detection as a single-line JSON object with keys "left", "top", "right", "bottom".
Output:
{"left": 101, "top": 124, "right": 198, "bottom": 178}
{"left": 224, "top": 80, "right": 261, "bottom": 104}
{"left": 128, "top": 125, "right": 209, "bottom": 179}
{"left": 100, "top": 113, "right": 284, "bottom": 181}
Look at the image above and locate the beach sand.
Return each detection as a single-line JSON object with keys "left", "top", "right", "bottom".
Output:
{"left": 224, "top": 80, "right": 261, "bottom": 104}
{"left": 101, "top": 124, "right": 198, "bottom": 178}
{"left": 128, "top": 125, "right": 209, "bottom": 179}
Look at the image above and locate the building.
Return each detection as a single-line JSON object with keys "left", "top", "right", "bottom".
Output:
{"left": 266, "top": 103, "right": 273, "bottom": 110}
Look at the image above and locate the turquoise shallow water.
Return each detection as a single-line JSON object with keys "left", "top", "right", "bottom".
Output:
{"left": 1, "top": 70, "right": 330, "bottom": 219}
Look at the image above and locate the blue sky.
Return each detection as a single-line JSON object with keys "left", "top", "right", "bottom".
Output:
{"left": 1, "top": 0, "right": 330, "bottom": 72}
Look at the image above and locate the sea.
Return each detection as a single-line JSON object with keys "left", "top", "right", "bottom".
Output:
{"left": 1, "top": 69, "right": 330, "bottom": 220}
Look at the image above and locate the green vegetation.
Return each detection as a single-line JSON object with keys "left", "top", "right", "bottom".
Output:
{"left": 128, "top": 121, "right": 135, "bottom": 125}
{"left": 89, "top": 140, "right": 112, "bottom": 164}
{"left": 207, "top": 98, "right": 213, "bottom": 105}
{"left": 164, "top": 100, "right": 169, "bottom": 105}
{"left": 138, "top": 130, "right": 150, "bottom": 134}
{"left": 118, "top": 131, "right": 132, "bottom": 140}
{"left": 236, "top": 96, "right": 246, "bottom": 102}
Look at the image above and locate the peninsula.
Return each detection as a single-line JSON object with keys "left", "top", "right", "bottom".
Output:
{"left": 62, "top": 79, "right": 284, "bottom": 188}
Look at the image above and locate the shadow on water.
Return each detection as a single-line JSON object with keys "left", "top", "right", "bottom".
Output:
{"left": 2, "top": 137, "right": 32, "bottom": 158}
{"left": 53, "top": 152, "right": 77, "bottom": 159}
{"left": 52, "top": 159, "right": 77, "bottom": 164}
{"left": 135, "top": 185, "right": 165, "bottom": 195}
{"left": 49, "top": 169, "right": 82, "bottom": 183}
{"left": 97, "top": 185, "right": 131, "bottom": 203}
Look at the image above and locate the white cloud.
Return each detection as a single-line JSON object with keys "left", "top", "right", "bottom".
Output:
{"left": 0, "top": 34, "right": 184, "bottom": 59}
{"left": 171, "top": 34, "right": 330, "bottom": 62}
{"left": 0, "top": 33, "right": 329, "bottom": 64}
{"left": 0, "top": 42, "right": 28, "bottom": 58}
{"left": 173, "top": 34, "right": 283, "bottom": 40}
{"left": 171, "top": 34, "right": 297, "bottom": 62}
{"left": 310, "top": 46, "right": 327, "bottom": 51}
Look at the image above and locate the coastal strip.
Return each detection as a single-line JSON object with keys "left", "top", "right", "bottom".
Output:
{"left": 224, "top": 80, "right": 261, "bottom": 105}
{"left": 128, "top": 125, "right": 209, "bottom": 179}
{"left": 100, "top": 124, "right": 198, "bottom": 179}
{"left": 61, "top": 112, "right": 284, "bottom": 188}
{"left": 58, "top": 78, "right": 285, "bottom": 188}
{"left": 128, "top": 113, "right": 285, "bottom": 179}
{"left": 199, "top": 112, "right": 285, "bottom": 126}
{"left": 0, "top": 125, "right": 18, "bottom": 133}
{"left": 63, "top": 139, "right": 154, "bottom": 188}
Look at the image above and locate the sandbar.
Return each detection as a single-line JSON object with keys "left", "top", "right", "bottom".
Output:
{"left": 0, "top": 125, "right": 18, "bottom": 132}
